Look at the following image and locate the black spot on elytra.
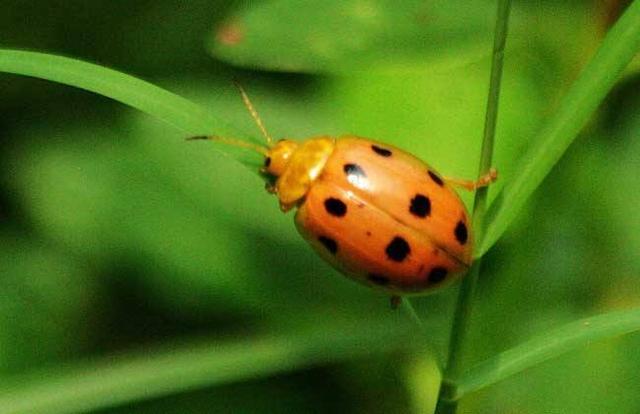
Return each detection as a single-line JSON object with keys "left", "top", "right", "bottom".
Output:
{"left": 318, "top": 236, "right": 338, "bottom": 254}
{"left": 371, "top": 145, "right": 392, "bottom": 157}
{"left": 385, "top": 236, "right": 410, "bottom": 262}
{"left": 428, "top": 267, "right": 448, "bottom": 284}
{"left": 428, "top": 170, "right": 444, "bottom": 186}
{"left": 343, "top": 163, "right": 367, "bottom": 188}
{"left": 264, "top": 157, "right": 271, "bottom": 168}
{"left": 454, "top": 221, "right": 468, "bottom": 245}
{"left": 343, "top": 163, "right": 366, "bottom": 177}
{"left": 324, "top": 198, "right": 347, "bottom": 217}
{"left": 409, "top": 194, "right": 431, "bottom": 218}
{"left": 368, "top": 274, "right": 390, "bottom": 286}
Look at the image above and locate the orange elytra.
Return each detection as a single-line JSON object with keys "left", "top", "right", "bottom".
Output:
{"left": 189, "top": 84, "right": 497, "bottom": 302}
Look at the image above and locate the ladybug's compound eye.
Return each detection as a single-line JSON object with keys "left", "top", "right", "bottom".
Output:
{"left": 264, "top": 140, "right": 298, "bottom": 177}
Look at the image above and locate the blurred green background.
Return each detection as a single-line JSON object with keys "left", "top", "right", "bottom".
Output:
{"left": 1, "top": 0, "right": 639, "bottom": 413}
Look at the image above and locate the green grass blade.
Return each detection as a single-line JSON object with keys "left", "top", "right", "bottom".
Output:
{"left": 480, "top": 0, "right": 640, "bottom": 255}
{"left": 0, "top": 318, "right": 419, "bottom": 414}
{"left": 435, "top": 1, "right": 512, "bottom": 412}
{"left": 453, "top": 307, "right": 640, "bottom": 400}
{"left": 0, "top": 49, "right": 248, "bottom": 143}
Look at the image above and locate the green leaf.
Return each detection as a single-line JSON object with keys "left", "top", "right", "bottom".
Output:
{"left": 479, "top": 0, "right": 640, "bottom": 255}
{"left": 209, "top": 0, "right": 493, "bottom": 73}
{"left": 0, "top": 49, "right": 256, "bottom": 165}
{"left": 0, "top": 317, "right": 420, "bottom": 414}
{"left": 452, "top": 307, "right": 640, "bottom": 400}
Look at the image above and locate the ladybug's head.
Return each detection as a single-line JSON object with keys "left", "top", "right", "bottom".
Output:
{"left": 263, "top": 139, "right": 298, "bottom": 177}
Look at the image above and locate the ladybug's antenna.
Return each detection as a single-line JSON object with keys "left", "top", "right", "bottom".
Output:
{"left": 233, "top": 81, "right": 274, "bottom": 147}
{"left": 186, "top": 83, "right": 273, "bottom": 157}
{"left": 186, "top": 136, "right": 269, "bottom": 156}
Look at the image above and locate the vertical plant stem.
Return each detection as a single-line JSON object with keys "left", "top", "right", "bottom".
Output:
{"left": 435, "top": 0, "right": 512, "bottom": 412}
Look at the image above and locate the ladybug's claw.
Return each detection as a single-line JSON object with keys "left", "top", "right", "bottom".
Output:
{"left": 477, "top": 167, "right": 498, "bottom": 188}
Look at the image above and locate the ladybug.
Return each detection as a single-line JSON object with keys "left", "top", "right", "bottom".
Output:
{"left": 189, "top": 85, "right": 497, "bottom": 304}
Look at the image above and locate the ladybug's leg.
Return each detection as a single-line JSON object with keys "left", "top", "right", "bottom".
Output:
{"left": 444, "top": 168, "right": 498, "bottom": 192}
{"left": 279, "top": 201, "right": 296, "bottom": 213}
{"left": 265, "top": 183, "right": 296, "bottom": 212}
{"left": 390, "top": 295, "right": 403, "bottom": 309}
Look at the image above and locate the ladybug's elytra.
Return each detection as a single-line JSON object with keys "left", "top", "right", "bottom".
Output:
{"left": 189, "top": 85, "right": 496, "bottom": 304}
